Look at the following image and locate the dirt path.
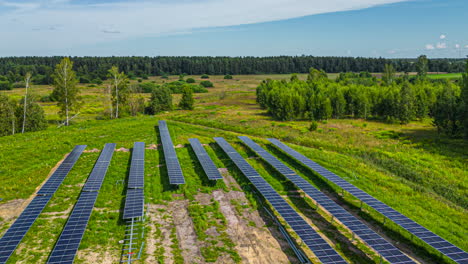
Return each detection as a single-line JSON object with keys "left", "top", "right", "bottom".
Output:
{"left": 146, "top": 204, "right": 175, "bottom": 264}
{"left": 215, "top": 172, "right": 298, "bottom": 264}
{"left": 171, "top": 200, "right": 204, "bottom": 264}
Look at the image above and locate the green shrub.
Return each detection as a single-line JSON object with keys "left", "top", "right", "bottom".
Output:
{"left": 12, "top": 82, "right": 25, "bottom": 88}
{"left": 179, "top": 86, "right": 194, "bottom": 110}
{"left": 201, "top": 74, "right": 209, "bottom": 79}
{"left": 137, "top": 78, "right": 143, "bottom": 83}
{"left": 139, "top": 82, "right": 159, "bottom": 93}
{"left": 224, "top": 74, "right": 233, "bottom": 79}
{"left": 0, "top": 81, "right": 12, "bottom": 90}
{"left": 309, "top": 121, "right": 318, "bottom": 131}
{"left": 161, "top": 74, "right": 169, "bottom": 79}
{"left": 186, "top": 78, "right": 196, "bottom": 83}
{"left": 200, "top": 80, "right": 214, "bottom": 88}
{"left": 92, "top": 79, "right": 103, "bottom": 85}
{"left": 147, "top": 87, "right": 172, "bottom": 114}
{"left": 162, "top": 81, "right": 207, "bottom": 94}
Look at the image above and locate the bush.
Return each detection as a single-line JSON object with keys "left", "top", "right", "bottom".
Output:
{"left": 12, "top": 82, "right": 25, "bottom": 88}
{"left": 139, "top": 82, "right": 159, "bottom": 93}
{"left": 201, "top": 74, "right": 209, "bottom": 79}
{"left": 79, "top": 76, "right": 91, "bottom": 84}
{"left": 224, "top": 74, "right": 233, "bottom": 79}
{"left": 309, "top": 121, "right": 318, "bottom": 131}
{"left": 16, "top": 96, "right": 48, "bottom": 133}
{"left": 179, "top": 86, "right": 194, "bottom": 110}
{"left": 186, "top": 78, "right": 196, "bottom": 83}
{"left": 161, "top": 74, "right": 169, "bottom": 79}
{"left": 92, "top": 79, "right": 103, "bottom": 85}
{"left": 137, "top": 79, "right": 142, "bottom": 83}
{"left": 200, "top": 80, "right": 214, "bottom": 88}
{"left": 147, "top": 87, "right": 173, "bottom": 114}
{"left": 0, "top": 81, "right": 12, "bottom": 90}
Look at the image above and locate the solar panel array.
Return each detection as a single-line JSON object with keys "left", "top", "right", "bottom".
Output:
{"left": 0, "top": 196, "right": 52, "bottom": 264}
{"left": 0, "top": 145, "right": 86, "bottom": 264}
{"left": 239, "top": 136, "right": 414, "bottom": 264}
{"left": 268, "top": 138, "right": 468, "bottom": 264}
{"left": 158, "top": 120, "right": 185, "bottom": 185}
{"left": 82, "top": 143, "right": 116, "bottom": 192}
{"left": 38, "top": 145, "right": 87, "bottom": 195}
{"left": 214, "top": 137, "right": 347, "bottom": 264}
{"left": 48, "top": 144, "right": 115, "bottom": 264}
{"left": 47, "top": 192, "right": 98, "bottom": 264}
{"left": 123, "top": 142, "right": 145, "bottom": 220}
{"left": 123, "top": 189, "right": 144, "bottom": 219}
{"left": 127, "top": 142, "right": 145, "bottom": 189}
{"left": 189, "top": 138, "right": 223, "bottom": 180}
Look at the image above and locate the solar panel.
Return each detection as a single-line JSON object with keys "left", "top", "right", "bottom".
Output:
{"left": 38, "top": 145, "right": 87, "bottom": 195}
{"left": 47, "top": 192, "right": 99, "bottom": 264}
{"left": 127, "top": 142, "right": 145, "bottom": 189}
{"left": 268, "top": 138, "right": 468, "bottom": 264}
{"left": 158, "top": 120, "right": 185, "bottom": 185}
{"left": 0, "top": 196, "right": 52, "bottom": 264}
{"left": 189, "top": 138, "right": 222, "bottom": 180}
{"left": 240, "top": 136, "right": 414, "bottom": 264}
{"left": 123, "top": 189, "right": 144, "bottom": 219}
{"left": 214, "top": 137, "right": 347, "bottom": 264}
{"left": 82, "top": 143, "right": 116, "bottom": 192}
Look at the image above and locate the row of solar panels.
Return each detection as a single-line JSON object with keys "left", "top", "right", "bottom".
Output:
{"left": 123, "top": 142, "right": 145, "bottom": 220}
{"left": 158, "top": 121, "right": 223, "bottom": 183}
{"left": 239, "top": 136, "right": 414, "bottom": 264}
{"left": 0, "top": 145, "right": 87, "bottom": 264}
{"left": 267, "top": 138, "right": 468, "bottom": 264}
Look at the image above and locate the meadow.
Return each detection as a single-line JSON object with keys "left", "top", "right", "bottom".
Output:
{"left": 0, "top": 73, "right": 466, "bottom": 263}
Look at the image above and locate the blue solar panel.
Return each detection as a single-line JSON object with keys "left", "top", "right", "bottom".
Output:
{"left": 123, "top": 189, "right": 144, "bottom": 219}
{"left": 127, "top": 142, "right": 145, "bottom": 189}
{"left": 38, "top": 145, "right": 87, "bottom": 195}
{"left": 240, "top": 136, "right": 414, "bottom": 264}
{"left": 82, "top": 143, "right": 116, "bottom": 192}
{"left": 268, "top": 138, "right": 468, "bottom": 264}
{"left": 158, "top": 121, "right": 185, "bottom": 185}
{"left": 0, "top": 196, "right": 52, "bottom": 264}
{"left": 47, "top": 192, "right": 99, "bottom": 264}
{"left": 214, "top": 137, "right": 347, "bottom": 264}
{"left": 189, "top": 138, "right": 222, "bottom": 180}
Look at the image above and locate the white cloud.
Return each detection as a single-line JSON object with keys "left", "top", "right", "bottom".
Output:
{"left": 440, "top": 34, "right": 446, "bottom": 39}
{"left": 465, "top": 45, "right": 468, "bottom": 48}
{"left": 455, "top": 44, "right": 460, "bottom": 49}
{"left": 436, "top": 42, "right": 447, "bottom": 49}
{"left": 0, "top": 0, "right": 410, "bottom": 55}
{"left": 387, "top": 49, "right": 397, "bottom": 54}
{"left": 425, "top": 44, "right": 435, "bottom": 50}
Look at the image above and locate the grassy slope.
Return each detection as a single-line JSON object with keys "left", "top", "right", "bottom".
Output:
{"left": 0, "top": 74, "right": 466, "bottom": 263}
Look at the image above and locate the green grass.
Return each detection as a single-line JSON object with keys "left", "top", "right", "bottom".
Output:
{"left": 427, "top": 73, "right": 462, "bottom": 79}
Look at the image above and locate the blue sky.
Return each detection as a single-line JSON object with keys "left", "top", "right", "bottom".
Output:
{"left": 0, "top": 0, "right": 466, "bottom": 58}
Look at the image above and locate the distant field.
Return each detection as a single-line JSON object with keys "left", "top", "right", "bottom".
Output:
{"left": 427, "top": 73, "right": 462, "bottom": 79}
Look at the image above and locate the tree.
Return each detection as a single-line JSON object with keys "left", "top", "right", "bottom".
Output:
{"left": 127, "top": 85, "right": 145, "bottom": 116}
{"left": 433, "top": 85, "right": 461, "bottom": 136}
{"left": 179, "top": 85, "right": 194, "bottom": 110}
{"left": 21, "top": 72, "right": 32, "bottom": 133}
{"left": 108, "top": 66, "right": 129, "bottom": 118}
{"left": 399, "top": 82, "right": 415, "bottom": 124}
{"left": 382, "top": 64, "right": 395, "bottom": 86}
{"left": 0, "top": 94, "right": 17, "bottom": 136}
{"left": 52, "top": 57, "right": 80, "bottom": 126}
{"left": 148, "top": 87, "right": 172, "bottom": 114}
{"left": 416, "top": 55, "right": 429, "bottom": 79}
{"left": 16, "top": 95, "right": 47, "bottom": 133}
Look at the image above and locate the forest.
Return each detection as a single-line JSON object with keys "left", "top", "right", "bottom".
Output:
{"left": 257, "top": 58, "right": 468, "bottom": 138}
{"left": 0, "top": 56, "right": 465, "bottom": 86}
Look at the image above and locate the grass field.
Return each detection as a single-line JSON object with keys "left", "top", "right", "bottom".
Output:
{"left": 427, "top": 73, "right": 463, "bottom": 79}
{"left": 0, "top": 74, "right": 466, "bottom": 263}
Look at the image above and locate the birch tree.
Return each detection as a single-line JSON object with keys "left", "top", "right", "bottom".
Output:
{"left": 53, "top": 58, "right": 79, "bottom": 126}
{"left": 108, "top": 66, "right": 128, "bottom": 118}
{"left": 21, "top": 72, "right": 32, "bottom": 133}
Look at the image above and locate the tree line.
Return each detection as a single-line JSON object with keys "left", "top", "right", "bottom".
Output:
{"left": 257, "top": 57, "right": 468, "bottom": 138}
{"left": 0, "top": 56, "right": 465, "bottom": 87}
